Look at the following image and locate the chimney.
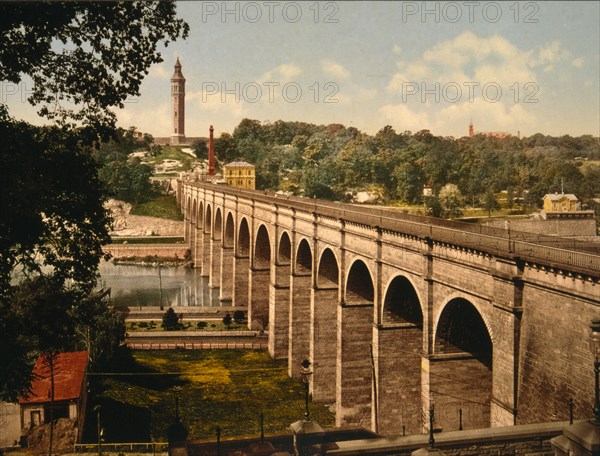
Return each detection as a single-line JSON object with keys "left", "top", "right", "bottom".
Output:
{"left": 208, "top": 125, "right": 215, "bottom": 176}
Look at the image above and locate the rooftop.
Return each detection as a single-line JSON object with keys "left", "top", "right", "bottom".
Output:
{"left": 224, "top": 161, "right": 255, "bottom": 167}
{"left": 543, "top": 193, "right": 579, "bottom": 201}
{"left": 19, "top": 351, "right": 88, "bottom": 404}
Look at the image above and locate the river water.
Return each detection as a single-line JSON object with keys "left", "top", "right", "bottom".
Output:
{"left": 98, "top": 262, "right": 221, "bottom": 307}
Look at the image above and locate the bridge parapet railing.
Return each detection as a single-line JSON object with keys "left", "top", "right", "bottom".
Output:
{"left": 181, "top": 182, "right": 600, "bottom": 275}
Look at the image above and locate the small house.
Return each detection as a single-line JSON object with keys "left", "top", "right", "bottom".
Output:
{"left": 19, "top": 351, "right": 88, "bottom": 433}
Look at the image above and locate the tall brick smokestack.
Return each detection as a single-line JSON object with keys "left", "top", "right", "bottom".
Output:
{"left": 208, "top": 125, "right": 215, "bottom": 176}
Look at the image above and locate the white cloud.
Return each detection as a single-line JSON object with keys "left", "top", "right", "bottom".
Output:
{"left": 259, "top": 63, "right": 302, "bottom": 83}
{"left": 187, "top": 89, "right": 245, "bottom": 118}
{"left": 380, "top": 104, "right": 430, "bottom": 133}
{"left": 531, "top": 41, "right": 570, "bottom": 69}
{"left": 321, "top": 59, "right": 350, "bottom": 80}
{"left": 388, "top": 31, "right": 538, "bottom": 94}
{"left": 571, "top": 57, "right": 585, "bottom": 68}
{"left": 117, "top": 101, "right": 171, "bottom": 135}
{"left": 148, "top": 63, "right": 171, "bottom": 80}
{"left": 392, "top": 44, "right": 402, "bottom": 55}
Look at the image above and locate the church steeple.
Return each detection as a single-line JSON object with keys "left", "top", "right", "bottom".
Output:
{"left": 170, "top": 58, "right": 186, "bottom": 145}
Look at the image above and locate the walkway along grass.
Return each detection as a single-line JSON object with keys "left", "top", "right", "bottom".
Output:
{"left": 85, "top": 349, "right": 335, "bottom": 443}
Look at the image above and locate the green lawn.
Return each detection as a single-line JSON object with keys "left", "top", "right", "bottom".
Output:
{"left": 87, "top": 350, "right": 334, "bottom": 443}
{"left": 130, "top": 194, "right": 184, "bottom": 220}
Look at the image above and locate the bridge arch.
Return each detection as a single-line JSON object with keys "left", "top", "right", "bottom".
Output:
{"left": 376, "top": 274, "right": 424, "bottom": 434}
{"left": 317, "top": 248, "right": 339, "bottom": 288}
{"left": 238, "top": 217, "right": 250, "bottom": 256}
{"left": 199, "top": 201, "right": 204, "bottom": 226}
{"left": 205, "top": 204, "right": 212, "bottom": 234}
{"left": 382, "top": 275, "right": 423, "bottom": 325}
{"left": 296, "top": 238, "right": 312, "bottom": 273}
{"left": 345, "top": 259, "right": 374, "bottom": 303}
{"left": 311, "top": 247, "right": 340, "bottom": 402}
{"left": 254, "top": 224, "right": 271, "bottom": 269}
{"left": 191, "top": 199, "right": 197, "bottom": 224}
{"left": 337, "top": 257, "right": 374, "bottom": 428}
{"left": 214, "top": 207, "right": 222, "bottom": 241}
{"left": 278, "top": 231, "right": 291, "bottom": 263}
{"left": 434, "top": 294, "right": 494, "bottom": 348}
{"left": 224, "top": 212, "right": 234, "bottom": 248}
{"left": 432, "top": 297, "right": 493, "bottom": 431}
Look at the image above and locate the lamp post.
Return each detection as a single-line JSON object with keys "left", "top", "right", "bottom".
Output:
{"left": 428, "top": 402, "right": 436, "bottom": 450}
{"left": 173, "top": 386, "right": 181, "bottom": 420}
{"left": 591, "top": 319, "right": 600, "bottom": 426}
{"left": 301, "top": 359, "right": 312, "bottom": 421}
{"left": 94, "top": 405, "right": 103, "bottom": 456}
{"left": 157, "top": 257, "right": 163, "bottom": 310}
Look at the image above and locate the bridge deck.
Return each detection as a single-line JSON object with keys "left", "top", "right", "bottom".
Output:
{"left": 182, "top": 181, "right": 600, "bottom": 276}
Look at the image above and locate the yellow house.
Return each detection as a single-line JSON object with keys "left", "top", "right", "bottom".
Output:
{"left": 223, "top": 162, "right": 256, "bottom": 190}
{"left": 542, "top": 193, "right": 579, "bottom": 212}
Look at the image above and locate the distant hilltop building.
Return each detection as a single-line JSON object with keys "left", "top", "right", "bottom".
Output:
{"left": 223, "top": 162, "right": 256, "bottom": 190}
{"left": 543, "top": 193, "right": 580, "bottom": 213}
{"left": 171, "top": 57, "right": 186, "bottom": 145}
{"left": 468, "top": 121, "right": 514, "bottom": 139}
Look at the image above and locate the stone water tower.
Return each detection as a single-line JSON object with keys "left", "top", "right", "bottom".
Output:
{"left": 170, "top": 57, "right": 186, "bottom": 145}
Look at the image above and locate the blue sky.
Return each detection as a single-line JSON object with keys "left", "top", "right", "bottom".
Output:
{"left": 5, "top": 1, "right": 600, "bottom": 138}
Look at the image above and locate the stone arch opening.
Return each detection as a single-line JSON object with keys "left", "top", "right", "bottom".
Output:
{"left": 317, "top": 248, "right": 339, "bottom": 288}
{"left": 296, "top": 239, "right": 312, "bottom": 273}
{"left": 186, "top": 196, "right": 191, "bottom": 217}
{"left": 197, "top": 201, "right": 204, "bottom": 227}
{"left": 214, "top": 208, "right": 222, "bottom": 241}
{"left": 377, "top": 275, "right": 424, "bottom": 434}
{"left": 382, "top": 276, "right": 422, "bottom": 326}
{"left": 205, "top": 205, "right": 212, "bottom": 234}
{"left": 278, "top": 231, "right": 291, "bottom": 263}
{"left": 432, "top": 298, "right": 493, "bottom": 430}
{"left": 224, "top": 213, "right": 234, "bottom": 248}
{"left": 346, "top": 259, "right": 374, "bottom": 303}
{"left": 254, "top": 225, "right": 271, "bottom": 269}
{"left": 238, "top": 218, "right": 250, "bottom": 256}
{"left": 191, "top": 199, "right": 197, "bottom": 224}
{"left": 435, "top": 298, "right": 492, "bottom": 366}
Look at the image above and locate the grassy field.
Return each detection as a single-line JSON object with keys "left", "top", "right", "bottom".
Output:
{"left": 146, "top": 146, "right": 197, "bottom": 171}
{"left": 86, "top": 350, "right": 334, "bottom": 443}
{"left": 130, "top": 194, "right": 184, "bottom": 220}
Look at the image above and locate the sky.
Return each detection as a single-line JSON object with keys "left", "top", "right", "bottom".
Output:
{"left": 4, "top": 1, "right": 600, "bottom": 139}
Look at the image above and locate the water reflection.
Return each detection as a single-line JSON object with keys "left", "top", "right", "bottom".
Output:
{"left": 98, "top": 262, "right": 221, "bottom": 307}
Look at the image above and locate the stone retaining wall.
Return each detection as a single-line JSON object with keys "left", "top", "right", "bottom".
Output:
{"left": 103, "top": 244, "right": 189, "bottom": 260}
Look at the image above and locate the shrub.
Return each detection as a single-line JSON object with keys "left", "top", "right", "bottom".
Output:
{"left": 222, "top": 312, "right": 232, "bottom": 328}
{"left": 196, "top": 321, "right": 207, "bottom": 330}
{"left": 233, "top": 310, "right": 246, "bottom": 324}
{"left": 138, "top": 321, "right": 148, "bottom": 328}
{"left": 162, "top": 307, "right": 182, "bottom": 330}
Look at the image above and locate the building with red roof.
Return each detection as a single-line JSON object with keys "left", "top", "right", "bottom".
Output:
{"left": 19, "top": 351, "right": 88, "bottom": 437}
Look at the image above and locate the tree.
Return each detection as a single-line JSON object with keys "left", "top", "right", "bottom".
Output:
{"left": 222, "top": 312, "right": 232, "bottom": 328}
{"left": 0, "top": 2, "right": 189, "bottom": 132}
{"left": 439, "top": 184, "right": 465, "bottom": 219}
{"left": 483, "top": 189, "right": 501, "bottom": 217}
{"left": 162, "top": 308, "right": 182, "bottom": 331}
{"left": 192, "top": 139, "right": 208, "bottom": 160}
{"left": 0, "top": 1, "right": 188, "bottom": 402}
{"left": 214, "top": 132, "right": 238, "bottom": 163}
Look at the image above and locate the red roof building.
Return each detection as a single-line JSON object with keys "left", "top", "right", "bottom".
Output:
{"left": 19, "top": 351, "right": 89, "bottom": 435}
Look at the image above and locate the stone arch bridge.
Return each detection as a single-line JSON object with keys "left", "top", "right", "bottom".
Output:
{"left": 177, "top": 179, "right": 599, "bottom": 436}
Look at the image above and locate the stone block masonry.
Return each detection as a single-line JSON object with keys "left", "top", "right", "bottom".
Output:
{"left": 180, "top": 181, "right": 599, "bottom": 436}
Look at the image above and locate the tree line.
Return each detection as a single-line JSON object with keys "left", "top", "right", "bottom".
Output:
{"left": 202, "top": 119, "right": 599, "bottom": 216}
